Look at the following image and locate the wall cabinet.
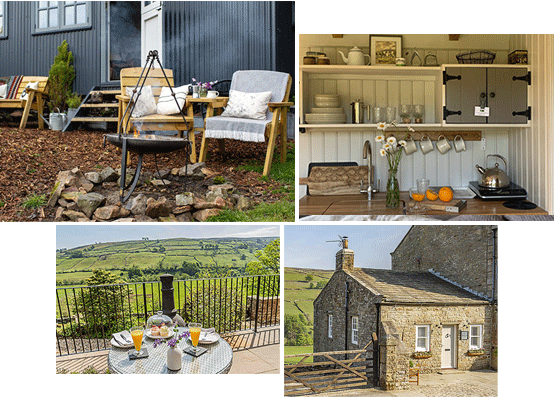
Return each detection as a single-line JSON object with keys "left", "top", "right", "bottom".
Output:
{"left": 443, "top": 65, "right": 530, "bottom": 125}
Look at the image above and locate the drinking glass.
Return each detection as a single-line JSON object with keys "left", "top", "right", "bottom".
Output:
{"left": 189, "top": 323, "right": 202, "bottom": 353}
{"left": 130, "top": 325, "right": 144, "bottom": 357}
{"left": 373, "top": 107, "right": 387, "bottom": 123}
{"left": 412, "top": 105, "right": 425, "bottom": 123}
{"left": 386, "top": 107, "right": 396, "bottom": 123}
{"left": 416, "top": 178, "right": 430, "bottom": 194}
{"left": 399, "top": 104, "right": 412, "bottom": 123}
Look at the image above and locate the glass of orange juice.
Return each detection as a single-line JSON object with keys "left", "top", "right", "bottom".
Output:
{"left": 188, "top": 323, "right": 202, "bottom": 353}
{"left": 130, "top": 326, "right": 144, "bottom": 357}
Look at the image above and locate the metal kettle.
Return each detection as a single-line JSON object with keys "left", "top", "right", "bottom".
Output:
{"left": 475, "top": 154, "right": 511, "bottom": 189}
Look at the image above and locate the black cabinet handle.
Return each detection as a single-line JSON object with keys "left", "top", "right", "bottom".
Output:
{"left": 490, "top": 92, "right": 496, "bottom": 98}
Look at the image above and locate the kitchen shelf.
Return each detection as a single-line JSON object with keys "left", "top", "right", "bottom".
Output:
{"left": 300, "top": 65, "right": 442, "bottom": 76}
{"left": 300, "top": 123, "right": 442, "bottom": 130}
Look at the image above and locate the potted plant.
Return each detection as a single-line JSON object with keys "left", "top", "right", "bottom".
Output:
{"left": 412, "top": 350, "right": 432, "bottom": 359}
{"left": 66, "top": 92, "right": 81, "bottom": 123}
{"left": 47, "top": 40, "right": 75, "bottom": 130}
{"left": 467, "top": 348, "right": 485, "bottom": 356}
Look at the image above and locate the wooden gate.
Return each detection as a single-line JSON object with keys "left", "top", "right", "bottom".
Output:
{"left": 284, "top": 333, "right": 378, "bottom": 396}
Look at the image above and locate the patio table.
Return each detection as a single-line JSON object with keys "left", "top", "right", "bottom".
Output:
{"left": 108, "top": 327, "right": 233, "bottom": 374}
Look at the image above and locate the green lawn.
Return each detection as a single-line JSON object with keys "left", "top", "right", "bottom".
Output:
{"left": 284, "top": 345, "right": 313, "bottom": 365}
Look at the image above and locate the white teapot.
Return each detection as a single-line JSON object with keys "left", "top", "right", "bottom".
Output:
{"left": 338, "top": 46, "right": 370, "bottom": 65}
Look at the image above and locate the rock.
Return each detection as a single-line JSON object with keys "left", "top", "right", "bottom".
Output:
{"left": 84, "top": 171, "right": 102, "bottom": 184}
{"left": 100, "top": 166, "right": 118, "bottom": 182}
{"left": 63, "top": 210, "right": 90, "bottom": 221}
{"left": 127, "top": 194, "right": 148, "bottom": 215}
{"left": 175, "top": 212, "right": 194, "bottom": 222}
{"left": 178, "top": 162, "right": 206, "bottom": 179}
{"left": 47, "top": 180, "right": 65, "bottom": 207}
{"left": 209, "top": 183, "right": 234, "bottom": 192}
{"left": 193, "top": 208, "right": 222, "bottom": 221}
{"left": 206, "top": 190, "right": 226, "bottom": 202}
{"left": 113, "top": 217, "right": 136, "bottom": 222}
{"left": 151, "top": 179, "right": 171, "bottom": 186}
{"left": 153, "top": 169, "right": 170, "bottom": 179}
{"left": 77, "top": 192, "right": 106, "bottom": 218}
{"left": 134, "top": 214, "right": 157, "bottom": 222}
{"left": 159, "top": 214, "right": 177, "bottom": 222}
{"left": 93, "top": 205, "right": 130, "bottom": 221}
{"left": 145, "top": 197, "right": 171, "bottom": 218}
{"left": 173, "top": 205, "right": 193, "bottom": 215}
{"left": 176, "top": 192, "right": 194, "bottom": 206}
{"left": 66, "top": 201, "right": 78, "bottom": 211}
{"left": 57, "top": 198, "right": 69, "bottom": 207}
{"left": 105, "top": 191, "right": 122, "bottom": 206}
{"left": 79, "top": 178, "right": 94, "bottom": 192}
{"left": 60, "top": 186, "right": 83, "bottom": 202}
{"left": 235, "top": 195, "right": 253, "bottom": 211}
{"left": 54, "top": 207, "right": 65, "bottom": 222}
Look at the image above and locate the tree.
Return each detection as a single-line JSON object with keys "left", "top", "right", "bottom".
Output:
{"left": 246, "top": 239, "right": 280, "bottom": 275}
{"left": 48, "top": 40, "right": 75, "bottom": 112}
{"left": 305, "top": 274, "right": 314, "bottom": 282}
{"left": 284, "top": 313, "right": 313, "bottom": 346}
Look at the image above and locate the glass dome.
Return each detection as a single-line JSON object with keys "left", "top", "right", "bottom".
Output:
{"left": 146, "top": 311, "right": 173, "bottom": 329}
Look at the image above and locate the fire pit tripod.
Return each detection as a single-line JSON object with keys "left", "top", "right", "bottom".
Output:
{"left": 104, "top": 50, "right": 192, "bottom": 203}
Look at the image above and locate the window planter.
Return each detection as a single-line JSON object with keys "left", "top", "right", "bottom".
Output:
{"left": 467, "top": 349, "right": 485, "bottom": 356}
{"left": 412, "top": 351, "right": 432, "bottom": 359}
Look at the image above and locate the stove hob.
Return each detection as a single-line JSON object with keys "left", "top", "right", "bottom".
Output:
{"left": 468, "top": 181, "right": 527, "bottom": 200}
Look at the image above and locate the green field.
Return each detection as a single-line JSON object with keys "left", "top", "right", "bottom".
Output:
{"left": 57, "top": 237, "right": 275, "bottom": 286}
{"left": 284, "top": 267, "right": 333, "bottom": 346}
{"left": 284, "top": 345, "right": 313, "bottom": 364}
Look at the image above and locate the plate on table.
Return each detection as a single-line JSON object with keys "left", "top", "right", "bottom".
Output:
{"left": 188, "top": 331, "right": 220, "bottom": 345}
{"left": 111, "top": 338, "right": 134, "bottom": 348}
{"left": 146, "top": 329, "right": 175, "bottom": 339}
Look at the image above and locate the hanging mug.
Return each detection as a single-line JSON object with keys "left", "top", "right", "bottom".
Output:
{"left": 454, "top": 135, "right": 466, "bottom": 152}
{"left": 403, "top": 135, "right": 418, "bottom": 155}
{"left": 420, "top": 135, "right": 434, "bottom": 154}
{"left": 436, "top": 134, "right": 452, "bottom": 154}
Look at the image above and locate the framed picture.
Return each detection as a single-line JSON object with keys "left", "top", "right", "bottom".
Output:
{"left": 370, "top": 35, "right": 402, "bottom": 65}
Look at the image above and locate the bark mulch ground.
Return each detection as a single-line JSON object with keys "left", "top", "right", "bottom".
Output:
{"left": 0, "top": 125, "right": 292, "bottom": 222}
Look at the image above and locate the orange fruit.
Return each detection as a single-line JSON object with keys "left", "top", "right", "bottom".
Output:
{"left": 426, "top": 189, "right": 439, "bottom": 201}
{"left": 439, "top": 187, "right": 454, "bottom": 202}
{"left": 411, "top": 192, "right": 425, "bottom": 201}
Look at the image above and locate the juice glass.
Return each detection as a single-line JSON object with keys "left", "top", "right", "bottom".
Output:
{"left": 189, "top": 323, "right": 202, "bottom": 353}
{"left": 130, "top": 326, "right": 144, "bottom": 357}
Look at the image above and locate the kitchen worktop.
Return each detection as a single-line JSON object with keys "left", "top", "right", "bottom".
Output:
{"left": 299, "top": 192, "right": 548, "bottom": 217}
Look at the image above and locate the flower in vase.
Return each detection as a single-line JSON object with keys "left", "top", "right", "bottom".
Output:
{"left": 377, "top": 122, "right": 387, "bottom": 131}
{"left": 375, "top": 134, "right": 385, "bottom": 143}
{"left": 398, "top": 140, "right": 407, "bottom": 147}
{"left": 380, "top": 148, "right": 387, "bottom": 157}
{"left": 386, "top": 136, "right": 397, "bottom": 145}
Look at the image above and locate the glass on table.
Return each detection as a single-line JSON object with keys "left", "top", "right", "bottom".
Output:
{"left": 416, "top": 178, "right": 429, "bottom": 194}
{"left": 130, "top": 325, "right": 145, "bottom": 357}
{"left": 188, "top": 323, "right": 202, "bottom": 353}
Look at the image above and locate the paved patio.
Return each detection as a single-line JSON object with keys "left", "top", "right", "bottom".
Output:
{"left": 312, "top": 370, "right": 497, "bottom": 397}
{"left": 56, "top": 325, "right": 279, "bottom": 374}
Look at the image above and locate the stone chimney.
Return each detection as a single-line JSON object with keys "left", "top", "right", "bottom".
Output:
{"left": 335, "top": 237, "right": 354, "bottom": 271}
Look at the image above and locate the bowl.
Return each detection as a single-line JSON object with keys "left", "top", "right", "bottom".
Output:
{"left": 314, "top": 99, "right": 341, "bottom": 108}
{"left": 310, "top": 107, "right": 344, "bottom": 114}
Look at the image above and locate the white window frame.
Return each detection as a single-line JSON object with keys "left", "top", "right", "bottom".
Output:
{"left": 33, "top": 1, "right": 91, "bottom": 35}
{"left": 351, "top": 316, "right": 359, "bottom": 345}
{"left": 469, "top": 324, "right": 483, "bottom": 349}
{"left": 415, "top": 325, "right": 430, "bottom": 352}
{"left": 0, "top": 1, "right": 7, "bottom": 39}
{"left": 328, "top": 314, "right": 333, "bottom": 338}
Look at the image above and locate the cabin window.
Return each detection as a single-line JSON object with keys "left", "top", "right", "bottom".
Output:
{"left": 469, "top": 325, "right": 483, "bottom": 349}
{"left": 351, "top": 316, "right": 359, "bottom": 345}
{"left": 328, "top": 314, "right": 333, "bottom": 338}
{"left": 0, "top": 1, "right": 6, "bottom": 39}
{"left": 415, "top": 325, "right": 430, "bottom": 351}
{"left": 34, "top": 1, "right": 91, "bottom": 34}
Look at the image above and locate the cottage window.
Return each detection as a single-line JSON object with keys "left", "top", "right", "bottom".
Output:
{"left": 0, "top": 1, "right": 7, "bottom": 38}
{"left": 469, "top": 325, "right": 483, "bottom": 349}
{"left": 34, "top": 1, "right": 91, "bottom": 34}
{"left": 415, "top": 325, "right": 430, "bottom": 351}
{"left": 328, "top": 314, "right": 333, "bottom": 338}
{"left": 351, "top": 316, "right": 359, "bottom": 345}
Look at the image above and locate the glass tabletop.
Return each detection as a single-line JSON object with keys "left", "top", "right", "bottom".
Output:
{"left": 108, "top": 327, "right": 233, "bottom": 374}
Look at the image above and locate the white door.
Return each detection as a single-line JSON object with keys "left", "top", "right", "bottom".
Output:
{"left": 441, "top": 325, "right": 457, "bottom": 368}
{"left": 141, "top": 1, "right": 163, "bottom": 65}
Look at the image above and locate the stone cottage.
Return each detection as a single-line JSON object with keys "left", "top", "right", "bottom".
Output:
{"left": 313, "top": 226, "right": 497, "bottom": 390}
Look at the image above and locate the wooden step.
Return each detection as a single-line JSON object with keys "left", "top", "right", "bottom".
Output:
{"left": 80, "top": 103, "right": 119, "bottom": 108}
{"left": 71, "top": 117, "right": 118, "bottom": 122}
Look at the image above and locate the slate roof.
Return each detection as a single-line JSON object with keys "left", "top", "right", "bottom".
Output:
{"left": 345, "top": 268, "right": 490, "bottom": 304}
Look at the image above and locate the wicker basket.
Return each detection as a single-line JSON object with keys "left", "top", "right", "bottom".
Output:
{"left": 456, "top": 50, "right": 496, "bottom": 64}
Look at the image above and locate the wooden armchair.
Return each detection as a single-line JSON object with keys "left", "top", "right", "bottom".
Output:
{"left": 200, "top": 70, "right": 293, "bottom": 176}
{"left": 116, "top": 67, "right": 196, "bottom": 162}
{"left": 0, "top": 76, "right": 49, "bottom": 129}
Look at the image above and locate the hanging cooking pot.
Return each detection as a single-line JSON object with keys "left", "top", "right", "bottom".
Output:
{"left": 475, "top": 154, "right": 511, "bottom": 189}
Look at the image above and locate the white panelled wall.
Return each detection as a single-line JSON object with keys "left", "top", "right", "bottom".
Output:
{"left": 508, "top": 34, "right": 554, "bottom": 214}
{"left": 299, "top": 128, "right": 508, "bottom": 196}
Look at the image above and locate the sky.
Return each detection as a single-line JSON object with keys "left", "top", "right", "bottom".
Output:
{"left": 56, "top": 224, "right": 280, "bottom": 249}
{"left": 284, "top": 225, "right": 411, "bottom": 270}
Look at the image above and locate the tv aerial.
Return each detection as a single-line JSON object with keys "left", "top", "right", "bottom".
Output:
{"left": 326, "top": 235, "right": 349, "bottom": 249}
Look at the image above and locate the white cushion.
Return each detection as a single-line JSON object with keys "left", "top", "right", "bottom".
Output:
{"left": 126, "top": 85, "right": 157, "bottom": 118}
{"left": 0, "top": 84, "right": 6, "bottom": 99}
{"left": 156, "top": 84, "right": 190, "bottom": 115}
{"left": 221, "top": 89, "right": 272, "bottom": 120}
{"left": 20, "top": 81, "right": 39, "bottom": 101}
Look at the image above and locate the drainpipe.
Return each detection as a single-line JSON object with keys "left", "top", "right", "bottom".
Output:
{"left": 345, "top": 281, "right": 350, "bottom": 359}
{"left": 491, "top": 226, "right": 497, "bottom": 302}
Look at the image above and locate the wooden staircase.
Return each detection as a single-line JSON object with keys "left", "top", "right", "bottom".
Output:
{"left": 62, "top": 82, "right": 120, "bottom": 132}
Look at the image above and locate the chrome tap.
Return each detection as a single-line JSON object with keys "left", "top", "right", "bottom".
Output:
{"left": 362, "top": 140, "right": 379, "bottom": 199}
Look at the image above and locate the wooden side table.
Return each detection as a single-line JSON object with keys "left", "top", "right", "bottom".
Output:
{"left": 185, "top": 96, "right": 228, "bottom": 162}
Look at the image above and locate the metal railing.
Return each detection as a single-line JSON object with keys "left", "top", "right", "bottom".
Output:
{"left": 56, "top": 274, "right": 279, "bottom": 356}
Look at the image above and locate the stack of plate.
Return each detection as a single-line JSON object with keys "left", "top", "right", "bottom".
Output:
{"left": 305, "top": 94, "right": 346, "bottom": 124}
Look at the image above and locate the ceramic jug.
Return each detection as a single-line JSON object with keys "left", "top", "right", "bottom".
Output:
{"left": 338, "top": 46, "right": 370, "bottom": 65}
